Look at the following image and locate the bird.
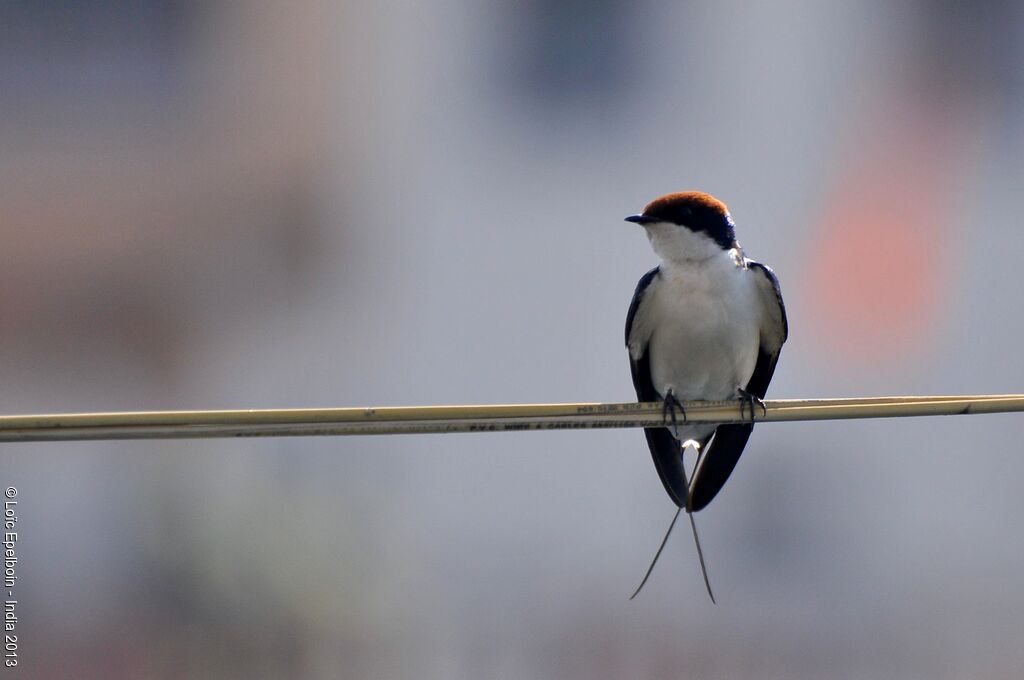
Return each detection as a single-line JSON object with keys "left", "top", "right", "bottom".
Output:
{"left": 624, "top": 191, "right": 788, "bottom": 600}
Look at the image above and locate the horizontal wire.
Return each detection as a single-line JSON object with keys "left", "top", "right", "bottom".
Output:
{"left": 0, "top": 394, "right": 1021, "bottom": 442}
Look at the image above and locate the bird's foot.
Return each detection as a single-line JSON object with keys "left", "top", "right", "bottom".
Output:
{"left": 736, "top": 387, "right": 766, "bottom": 425}
{"left": 662, "top": 389, "right": 687, "bottom": 439}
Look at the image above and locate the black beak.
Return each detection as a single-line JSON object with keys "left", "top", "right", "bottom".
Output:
{"left": 625, "top": 214, "right": 658, "bottom": 224}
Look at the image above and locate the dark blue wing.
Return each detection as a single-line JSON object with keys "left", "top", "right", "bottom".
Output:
{"left": 624, "top": 267, "right": 660, "bottom": 348}
{"left": 626, "top": 267, "right": 702, "bottom": 509}
{"left": 744, "top": 261, "right": 788, "bottom": 395}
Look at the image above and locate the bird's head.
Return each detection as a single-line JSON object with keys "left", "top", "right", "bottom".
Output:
{"left": 626, "top": 191, "right": 738, "bottom": 262}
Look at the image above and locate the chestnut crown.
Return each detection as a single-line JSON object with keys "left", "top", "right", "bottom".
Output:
{"left": 626, "top": 191, "right": 737, "bottom": 250}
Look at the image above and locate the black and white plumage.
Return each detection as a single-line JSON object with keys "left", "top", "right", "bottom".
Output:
{"left": 625, "top": 191, "right": 788, "bottom": 512}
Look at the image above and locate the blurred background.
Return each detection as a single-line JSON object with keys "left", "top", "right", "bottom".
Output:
{"left": 2, "top": 1, "right": 1024, "bottom": 677}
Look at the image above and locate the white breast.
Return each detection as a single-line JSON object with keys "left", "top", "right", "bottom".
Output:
{"left": 629, "top": 249, "right": 762, "bottom": 403}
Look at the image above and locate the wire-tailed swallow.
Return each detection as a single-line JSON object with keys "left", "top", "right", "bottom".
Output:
{"left": 624, "top": 191, "right": 788, "bottom": 599}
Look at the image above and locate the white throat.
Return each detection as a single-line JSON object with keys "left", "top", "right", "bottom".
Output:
{"left": 644, "top": 222, "right": 727, "bottom": 264}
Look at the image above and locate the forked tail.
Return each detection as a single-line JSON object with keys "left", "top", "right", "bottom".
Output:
{"left": 630, "top": 440, "right": 715, "bottom": 602}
